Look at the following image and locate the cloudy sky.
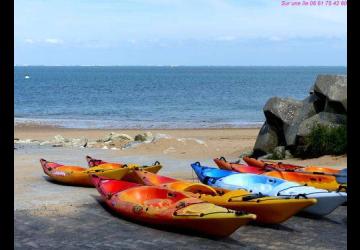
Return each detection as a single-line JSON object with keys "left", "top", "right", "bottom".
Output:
{"left": 14, "top": 0, "right": 347, "bottom": 66}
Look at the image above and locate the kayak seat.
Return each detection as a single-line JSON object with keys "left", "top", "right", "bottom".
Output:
{"left": 144, "top": 199, "right": 172, "bottom": 208}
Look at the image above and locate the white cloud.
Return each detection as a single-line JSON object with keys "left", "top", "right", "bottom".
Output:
{"left": 44, "top": 38, "right": 63, "bottom": 44}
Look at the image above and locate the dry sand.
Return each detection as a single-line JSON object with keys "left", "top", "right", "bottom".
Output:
{"left": 14, "top": 125, "right": 346, "bottom": 210}
{"left": 14, "top": 124, "right": 347, "bottom": 164}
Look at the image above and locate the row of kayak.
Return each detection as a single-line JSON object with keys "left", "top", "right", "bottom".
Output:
{"left": 214, "top": 156, "right": 347, "bottom": 191}
{"left": 40, "top": 156, "right": 347, "bottom": 238}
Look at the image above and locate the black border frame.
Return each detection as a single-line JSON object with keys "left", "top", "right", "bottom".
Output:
{"left": 0, "top": 0, "right": 14, "bottom": 248}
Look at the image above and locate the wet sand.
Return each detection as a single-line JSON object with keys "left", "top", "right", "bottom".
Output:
{"left": 14, "top": 126, "right": 347, "bottom": 249}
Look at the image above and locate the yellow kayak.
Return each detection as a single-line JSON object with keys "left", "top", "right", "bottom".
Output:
{"left": 133, "top": 170, "right": 317, "bottom": 224}
{"left": 40, "top": 159, "right": 129, "bottom": 186}
{"left": 85, "top": 155, "right": 162, "bottom": 182}
{"left": 195, "top": 189, "right": 316, "bottom": 224}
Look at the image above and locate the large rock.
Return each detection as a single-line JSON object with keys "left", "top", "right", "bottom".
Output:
{"left": 313, "top": 75, "right": 347, "bottom": 112}
{"left": 253, "top": 74, "right": 347, "bottom": 157}
{"left": 283, "top": 94, "right": 320, "bottom": 146}
{"left": 297, "top": 112, "right": 347, "bottom": 138}
{"left": 253, "top": 122, "right": 279, "bottom": 156}
{"left": 264, "top": 97, "right": 303, "bottom": 127}
{"left": 264, "top": 97, "right": 304, "bottom": 145}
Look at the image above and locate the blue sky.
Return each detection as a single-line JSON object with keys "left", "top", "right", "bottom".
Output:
{"left": 14, "top": 0, "right": 347, "bottom": 66}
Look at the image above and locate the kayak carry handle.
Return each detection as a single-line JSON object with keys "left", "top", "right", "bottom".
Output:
{"left": 219, "top": 156, "right": 227, "bottom": 162}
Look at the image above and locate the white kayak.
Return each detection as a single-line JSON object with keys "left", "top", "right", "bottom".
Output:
{"left": 270, "top": 182, "right": 347, "bottom": 216}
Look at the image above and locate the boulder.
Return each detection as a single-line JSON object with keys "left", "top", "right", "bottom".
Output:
{"left": 297, "top": 112, "right": 347, "bottom": 138}
{"left": 70, "top": 138, "right": 88, "bottom": 147}
{"left": 304, "top": 93, "right": 326, "bottom": 114}
{"left": 134, "top": 134, "right": 146, "bottom": 142}
{"left": 264, "top": 97, "right": 303, "bottom": 127}
{"left": 110, "top": 133, "right": 133, "bottom": 141}
{"left": 313, "top": 75, "right": 347, "bottom": 112}
{"left": 53, "top": 135, "right": 69, "bottom": 144}
{"left": 263, "top": 97, "right": 304, "bottom": 146}
{"left": 253, "top": 122, "right": 279, "bottom": 156}
{"left": 134, "top": 132, "right": 154, "bottom": 142}
{"left": 283, "top": 94, "right": 319, "bottom": 146}
{"left": 252, "top": 74, "right": 347, "bottom": 158}
{"left": 100, "top": 132, "right": 133, "bottom": 142}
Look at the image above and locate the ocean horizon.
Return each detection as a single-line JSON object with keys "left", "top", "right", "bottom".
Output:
{"left": 15, "top": 66, "right": 346, "bottom": 129}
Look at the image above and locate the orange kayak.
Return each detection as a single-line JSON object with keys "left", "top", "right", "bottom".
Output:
{"left": 86, "top": 155, "right": 162, "bottom": 182}
{"left": 263, "top": 171, "right": 343, "bottom": 191}
{"left": 40, "top": 159, "right": 129, "bottom": 186}
{"left": 243, "top": 156, "right": 342, "bottom": 174}
{"left": 241, "top": 157, "right": 345, "bottom": 191}
{"left": 132, "top": 170, "right": 316, "bottom": 224}
{"left": 91, "top": 175, "right": 256, "bottom": 238}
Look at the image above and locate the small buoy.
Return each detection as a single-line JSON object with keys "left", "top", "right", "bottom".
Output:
{"left": 25, "top": 75, "right": 30, "bottom": 79}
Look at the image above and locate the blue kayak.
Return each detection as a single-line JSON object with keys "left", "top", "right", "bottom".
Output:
{"left": 191, "top": 162, "right": 347, "bottom": 216}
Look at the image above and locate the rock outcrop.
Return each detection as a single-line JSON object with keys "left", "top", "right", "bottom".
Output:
{"left": 253, "top": 74, "right": 347, "bottom": 158}
{"left": 14, "top": 131, "right": 162, "bottom": 150}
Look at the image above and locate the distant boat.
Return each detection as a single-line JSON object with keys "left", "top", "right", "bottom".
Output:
{"left": 25, "top": 75, "right": 30, "bottom": 79}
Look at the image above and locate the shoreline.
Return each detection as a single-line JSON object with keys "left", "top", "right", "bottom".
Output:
{"left": 15, "top": 123, "right": 262, "bottom": 130}
{"left": 14, "top": 124, "right": 347, "bottom": 166}
{"left": 14, "top": 125, "right": 260, "bottom": 161}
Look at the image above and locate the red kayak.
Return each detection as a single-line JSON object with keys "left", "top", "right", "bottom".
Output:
{"left": 91, "top": 175, "right": 256, "bottom": 238}
{"left": 214, "top": 157, "right": 265, "bottom": 174}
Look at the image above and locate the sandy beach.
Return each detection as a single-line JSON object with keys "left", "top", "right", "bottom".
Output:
{"left": 14, "top": 125, "right": 347, "bottom": 208}
{"left": 14, "top": 124, "right": 347, "bottom": 165}
{"left": 14, "top": 125, "right": 347, "bottom": 249}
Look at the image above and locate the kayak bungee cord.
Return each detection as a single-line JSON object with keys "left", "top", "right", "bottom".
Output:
{"left": 173, "top": 202, "right": 247, "bottom": 217}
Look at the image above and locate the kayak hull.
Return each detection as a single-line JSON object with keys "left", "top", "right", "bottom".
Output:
{"left": 196, "top": 192, "right": 316, "bottom": 224}
{"left": 85, "top": 156, "right": 162, "bottom": 182}
{"left": 264, "top": 171, "right": 342, "bottom": 191}
{"left": 93, "top": 177, "right": 256, "bottom": 238}
{"left": 214, "top": 158, "right": 264, "bottom": 174}
{"left": 272, "top": 182, "right": 347, "bottom": 216}
{"left": 40, "top": 159, "right": 129, "bottom": 186}
{"left": 243, "top": 156, "right": 345, "bottom": 176}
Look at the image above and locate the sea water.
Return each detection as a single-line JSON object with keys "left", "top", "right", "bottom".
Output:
{"left": 14, "top": 66, "right": 346, "bottom": 129}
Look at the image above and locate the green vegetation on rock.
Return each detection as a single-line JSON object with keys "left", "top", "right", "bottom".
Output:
{"left": 294, "top": 123, "right": 347, "bottom": 158}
